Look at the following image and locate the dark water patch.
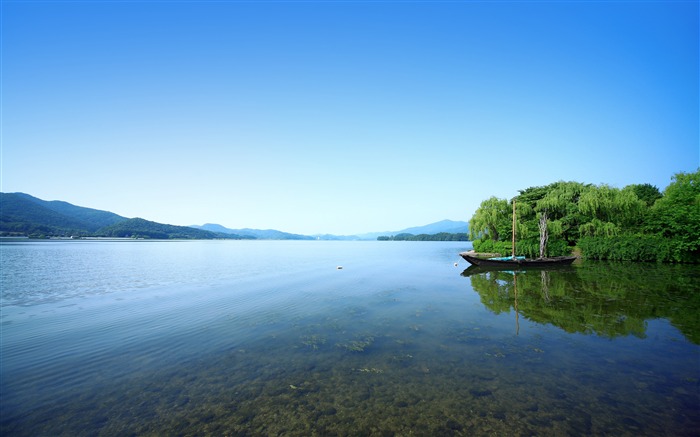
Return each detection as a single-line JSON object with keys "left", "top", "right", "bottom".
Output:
{"left": 469, "top": 388, "right": 493, "bottom": 398}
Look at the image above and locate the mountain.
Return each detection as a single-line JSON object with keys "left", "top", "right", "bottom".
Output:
{"left": 99, "top": 218, "right": 247, "bottom": 240}
{"left": 397, "top": 219, "right": 469, "bottom": 235}
{"left": 310, "top": 234, "right": 360, "bottom": 241}
{"left": 16, "top": 193, "right": 127, "bottom": 230}
{"left": 0, "top": 193, "right": 240, "bottom": 239}
{"left": 193, "top": 224, "right": 313, "bottom": 240}
{"left": 356, "top": 219, "right": 469, "bottom": 240}
{"left": 1, "top": 192, "right": 128, "bottom": 236}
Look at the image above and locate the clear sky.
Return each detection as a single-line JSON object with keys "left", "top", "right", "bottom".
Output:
{"left": 2, "top": 1, "right": 698, "bottom": 235}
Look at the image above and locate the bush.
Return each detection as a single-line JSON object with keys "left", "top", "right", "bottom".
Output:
{"left": 514, "top": 238, "right": 570, "bottom": 258}
{"left": 473, "top": 237, "right": 571, "bottom": 258}
{"left": 578, "top": 235, "right": 699, "bottom": 263}
{"left": 472, "top": 239, "right": 512, "bottom": 256}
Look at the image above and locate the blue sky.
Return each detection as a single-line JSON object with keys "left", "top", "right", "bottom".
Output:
{"left": 2, "top": 1, "right": 698, "bottom": 235}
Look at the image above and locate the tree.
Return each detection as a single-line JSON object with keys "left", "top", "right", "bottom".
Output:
{"left": 532, "top": 181, "right": 590, "bottom": 245}
{"left": 538, "top": 211, "right": 549, "bottom": 258}
{"left": 628, "top": 183, "right": 662, "bottom": 207}
{"left": 648, "top": 169, "right": 700, "bottom": 260}
{"left": 469, "top": 197, "right": 510, "bottom": 241}
{"left": 468, "top": 171, "right": 700, "bottom": 262}
{"left": 577, "top": 184, "right": 646, "bottom": 237}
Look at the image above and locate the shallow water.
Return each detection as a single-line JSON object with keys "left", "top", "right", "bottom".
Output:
{"left": 1, "top": 240, "right": 698, "bottom": 436}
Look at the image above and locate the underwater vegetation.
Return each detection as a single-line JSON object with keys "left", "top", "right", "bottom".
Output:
{"left": 2, "top": 262, "right": 698, "bottom": 436}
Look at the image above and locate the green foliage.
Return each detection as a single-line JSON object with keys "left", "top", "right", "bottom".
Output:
{"left": 472, "top": 239, "right": 513, "bottom": 256}
{"left": 578, "top": 184, "right": 645, "bottom": 229}
{"left": 577, "top": 235, "right": 686, "bottom": 262}
{"left": 473, "top": 236, "right": 568, "bottom": 258}
{"left": 468, "top": 169, "right": 700, "bottom": 263}
{"left": 628, "top": 183, "right": 662, "bottom": 207}
{"left": 515, "top": 237, "right": 570, "bottom": 258}
{"left": 535, "top": 181, "right": 590, "bottom": 218}
{"left": 646, "top": 170, "right": 700, "bottom": 258}
{"left": 578, "top": 219, "right": 620, "bottom": 238}
{"left": 468, "top": 197, "right": 510, "bottom": 241}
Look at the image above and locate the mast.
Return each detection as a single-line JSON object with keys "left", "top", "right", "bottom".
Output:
{"left": 514, "top": 271, "right": 520, "bottom": 335}
{"left": 512, "top": 198, "right": 516, "bottom": 259}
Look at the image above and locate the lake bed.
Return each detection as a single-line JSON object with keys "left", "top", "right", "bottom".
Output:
{"left": 1, "top": 240, "right": 698, "bottom": 436}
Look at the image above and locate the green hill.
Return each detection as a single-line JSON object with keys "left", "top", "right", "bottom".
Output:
{"left": 98, "top": 218, "right": 248, "bottom": 240}
{"left": 0, "top": 193, "right": 246, "bottom": 239}
{"left": 0, "top": 192, "right": 127, "bottom": 236}
{"left": 13, "top": 193, "right": 127, "bottom": 229}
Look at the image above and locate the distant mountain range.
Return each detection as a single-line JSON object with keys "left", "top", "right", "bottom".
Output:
{"left": 0, "top": 192, "right": 469, "bottom": 240}
{"left": 193, "top": 219, "right": 469, "bottom": 241}
{"left": 192, "top": 224, "right": 314, "bottom": 240}
{"left": 355, "top": 219, "right": 469, "bottom": 240}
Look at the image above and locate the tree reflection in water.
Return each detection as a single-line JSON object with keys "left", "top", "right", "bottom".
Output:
{"left": 463, "top": 261, "right": 700, "bottom": 344}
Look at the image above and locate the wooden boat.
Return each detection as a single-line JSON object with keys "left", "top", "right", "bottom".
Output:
{"left": 461, "top": 197, "right": 577, "bottom": 269}
{"left": 460, "top": 252, "right": 577, "bottom": 268}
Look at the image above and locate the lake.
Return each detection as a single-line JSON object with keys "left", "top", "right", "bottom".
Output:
{"left": 1, "top": 240, "right": 698, "bottom": 436}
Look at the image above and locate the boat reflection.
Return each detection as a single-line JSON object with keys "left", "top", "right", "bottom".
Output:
{"left": 461, "top": 263, "right": 575, "bottom": 277}
{"left": 462, "top": 261, "right": 700, "bottom": 344}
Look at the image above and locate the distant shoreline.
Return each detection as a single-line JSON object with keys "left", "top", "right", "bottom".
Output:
{"left": 1, "top": 237, "right": 473, "bottom": 244}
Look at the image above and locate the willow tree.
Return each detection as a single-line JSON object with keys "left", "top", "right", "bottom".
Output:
{"left": 577, "top": 184, "right": 646, "bottom": 237}
{"left": 516, "top": 185, "right": 558, "bottom": 257}
{"left": 469, "top": 196, "right": 510, "bottom": 241}
{"left": 534, "top": 181, "right": 590, "bottom": 245}
{"left": 535, "top": 181, "right": 589, "bottom": 217}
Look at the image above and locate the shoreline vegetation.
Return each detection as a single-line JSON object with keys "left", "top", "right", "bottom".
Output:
{"left": 376, "top": 233, "right": 469, "bottom": 241}
{"left": 469, "top": 169, "right": 699, "bottom": 263}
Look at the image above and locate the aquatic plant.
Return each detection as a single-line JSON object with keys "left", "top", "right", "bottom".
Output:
{"left": 300, "top": 334, "right": 327, "bottom": 350}
{"left": 336, "top": 335, "right": 375, "bottom": 352}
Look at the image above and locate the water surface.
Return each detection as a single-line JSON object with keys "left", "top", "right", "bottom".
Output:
{"left": 1, "top": 240, "right": 698, "bottom": 435}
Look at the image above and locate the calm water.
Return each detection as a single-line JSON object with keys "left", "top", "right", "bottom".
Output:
{"left": 1, "top": 240, "right": 698, "bottom": 436}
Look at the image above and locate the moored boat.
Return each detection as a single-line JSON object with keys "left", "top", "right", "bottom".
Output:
{"left": 461, "top": 197, "right": 577, "bottom": 269}
{"left": 460, "top": 252, "right": 577, "bottom": 268}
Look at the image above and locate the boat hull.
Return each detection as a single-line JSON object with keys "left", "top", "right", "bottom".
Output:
{"left": 460, "top": 253, "right": 577, "bottom": 268}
